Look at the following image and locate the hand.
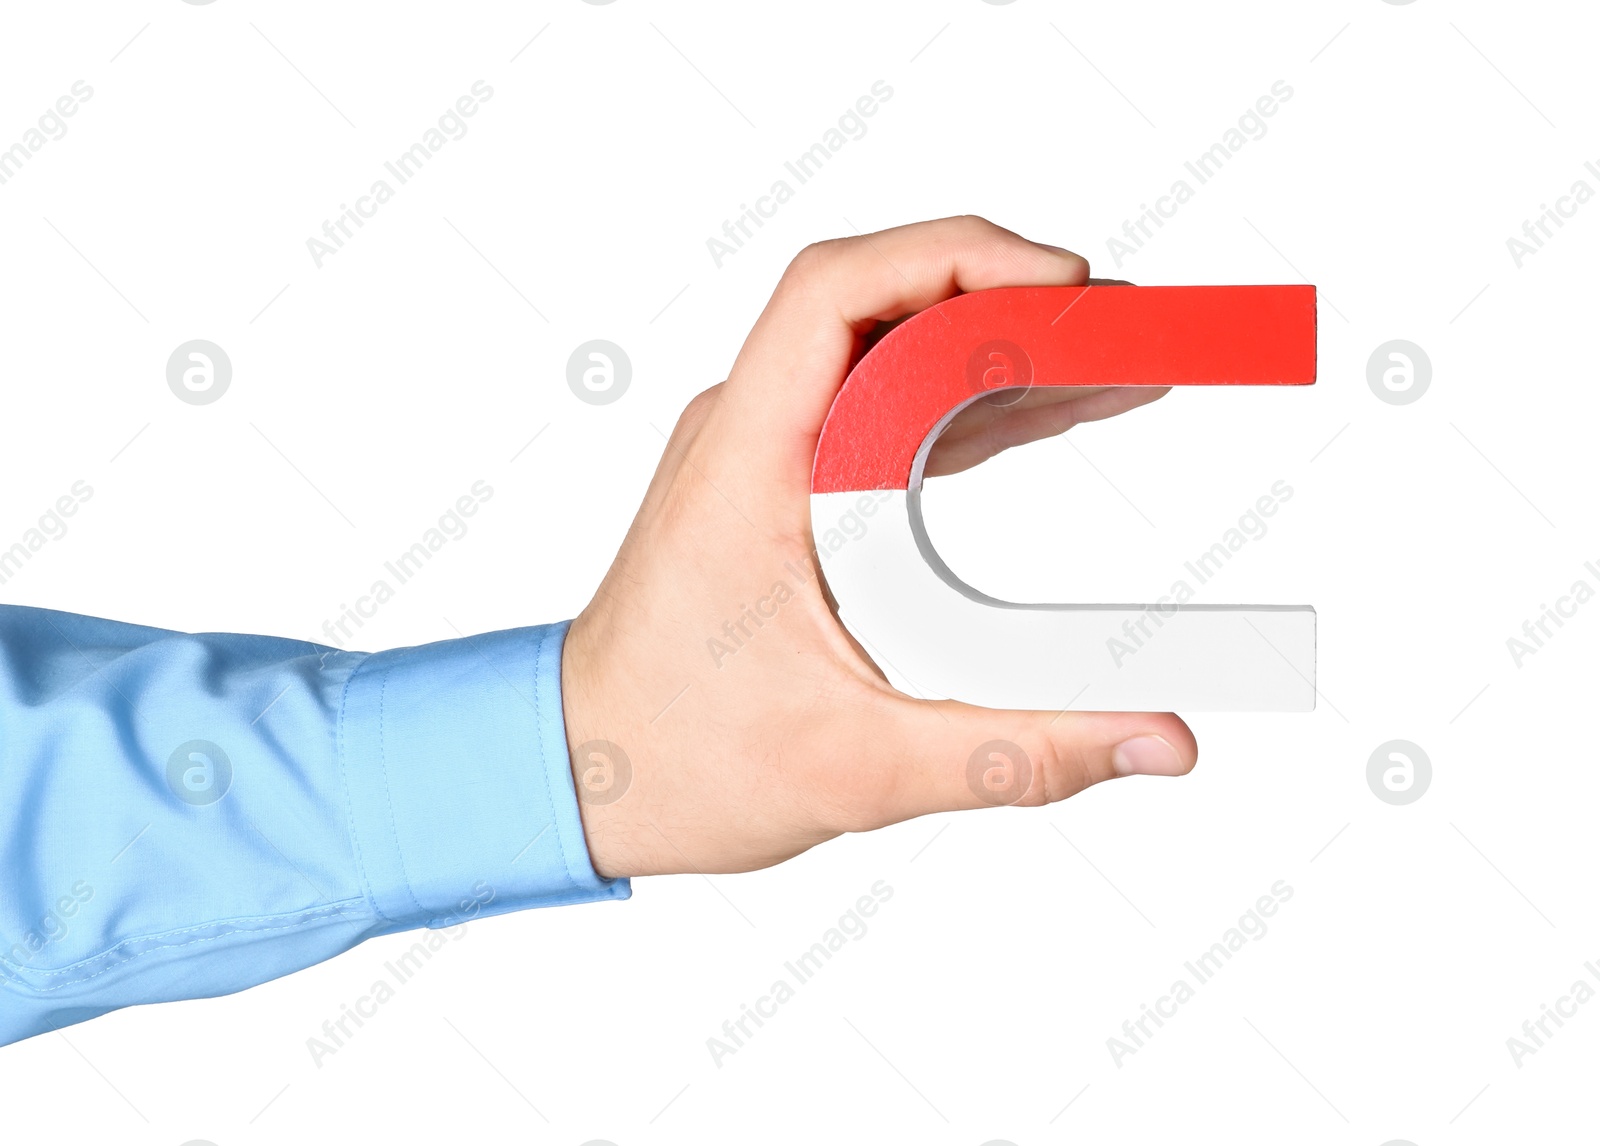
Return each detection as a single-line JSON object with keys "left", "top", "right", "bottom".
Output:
{"left": 561, "top": 216, "right": 1198, "bottom": 879}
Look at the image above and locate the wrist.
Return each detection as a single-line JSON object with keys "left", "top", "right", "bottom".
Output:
{"left": 559, "top": 612, "right": 633, "bottom": 880}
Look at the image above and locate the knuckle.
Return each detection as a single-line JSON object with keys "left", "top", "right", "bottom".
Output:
{"left": 946, "top": 213, "right": 1001, "bottom": 243}
{"left": 1029, "top": 737, "right": 1100, "bottom": 805}
{"left": 782, "top": 239, "right": 840, "bottom": 286}
{"left": 676, "top": 383, "right": 722, "bottom": 433}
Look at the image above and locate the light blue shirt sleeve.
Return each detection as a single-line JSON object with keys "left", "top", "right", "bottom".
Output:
{"left": 0, "top": 604, "right": 628, "bottom": 1046}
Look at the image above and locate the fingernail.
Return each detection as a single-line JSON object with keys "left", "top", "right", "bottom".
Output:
{"left": 1111, "top": 735, "right": 1186, "bottom": 777}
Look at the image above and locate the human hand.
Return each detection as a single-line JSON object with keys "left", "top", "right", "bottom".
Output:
{"left": 561, "top": 216, "right": 1197, "bottom": 879}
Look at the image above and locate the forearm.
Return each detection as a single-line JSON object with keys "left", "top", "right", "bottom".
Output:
{"left": 0, "top": 606, "right": 626, "bottom": 1046}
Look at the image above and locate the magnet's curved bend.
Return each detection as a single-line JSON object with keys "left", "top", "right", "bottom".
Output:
{"left": 809, "top": 285, "right": 1318, "bottom": 712}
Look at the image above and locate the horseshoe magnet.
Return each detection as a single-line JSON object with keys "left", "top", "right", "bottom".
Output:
{"left": 810, "top": 284, "right": 1317, "bottom": 712}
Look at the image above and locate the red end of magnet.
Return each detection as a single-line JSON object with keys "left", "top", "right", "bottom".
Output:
{"left": 812, "top": 284, "right": 1317, "bottom": 494}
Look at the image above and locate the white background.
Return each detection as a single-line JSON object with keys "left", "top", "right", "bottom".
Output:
{"left": 1, "top": 1, "right": 1596, "bottom": 1142}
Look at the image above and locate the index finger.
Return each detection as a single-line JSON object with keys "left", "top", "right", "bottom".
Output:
{"left": 717, "top": 216, "right": 1091, "bottom": 487}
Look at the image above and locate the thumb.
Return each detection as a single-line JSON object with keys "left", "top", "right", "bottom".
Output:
{"left": 871, "top": 699, "right": 1198, "bottom": 824}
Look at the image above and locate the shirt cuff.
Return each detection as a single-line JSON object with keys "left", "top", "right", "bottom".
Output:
{"left": 336, "top": 620, "right": 629, "bottom": 929}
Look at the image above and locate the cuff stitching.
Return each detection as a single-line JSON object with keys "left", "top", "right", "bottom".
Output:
{"left": 335, "top": 651, "right": 389, "bottom": 924}
{"left": 375, "top": 664, "right": 429, "bottom": 921}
